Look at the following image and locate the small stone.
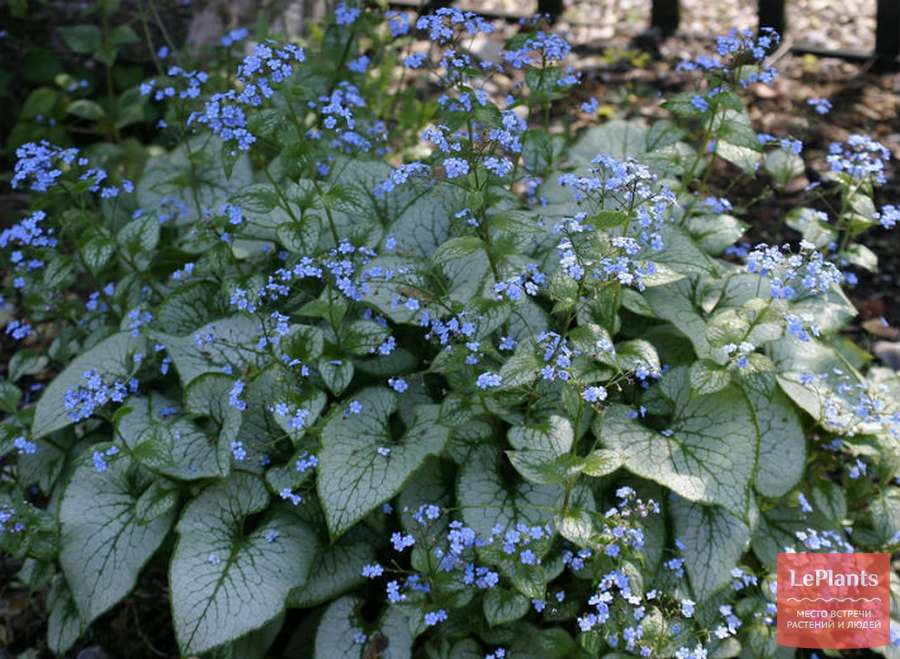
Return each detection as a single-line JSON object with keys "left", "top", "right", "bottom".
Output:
{"left": 873, "top": 341, "right": 900, "bottom": 370}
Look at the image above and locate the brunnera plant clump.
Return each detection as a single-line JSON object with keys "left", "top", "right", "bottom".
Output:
{"left": 1, "top": 5, "right": 900, "bottom": 658}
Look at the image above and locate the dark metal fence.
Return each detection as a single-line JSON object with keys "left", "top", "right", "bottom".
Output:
{"left": 645, "top": 0, "right": 899, "bottom": 69}
{"left": 394, "top": 0, "right": 900, "bottom": 70}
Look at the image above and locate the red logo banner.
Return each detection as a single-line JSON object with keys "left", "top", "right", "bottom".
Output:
{"left": 777, "top": 552, "right": 890, "bottom": 649}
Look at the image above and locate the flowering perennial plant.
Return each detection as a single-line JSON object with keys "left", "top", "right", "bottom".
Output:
{"left": 1, "top": 5, "right": 899, "bottom": 659}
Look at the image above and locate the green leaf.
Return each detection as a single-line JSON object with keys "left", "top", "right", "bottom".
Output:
{"left": 483, "top": 588, "right": 530, "bottom": 626}
{"left": 32, "top": 332, "right": 145, "bottom": 438}
{"left": 458, "top": 445, "right": 563, "bottom": 538}
{"left": 616, "top": 339, "right": 661, "bottom": 374}
{"left": 671, "top": 497, "right": 750, "bottom": 602}
{"left": 843, "top": 244, "right": 878, "bottom": 272}
{"left": 812, "top": 480, "right": 847, "bottom": 525}
{"left": 507, "top": 451, "right": 584, "bottom": 485}
{"left": 155, "top": 282, "right": 225, "bottom": 335}
{"left": 599, "top": 367, "right": 755, "bottom": 511}
{"left": 80, "top": 233, "right": 115, "bottom": 274}
{"left": 751, "top": 505, "right": 808, "bottom": 570}
{"left": 170, "top": 473, "right": 318, "bottom": 655}
{"left": 869, "top": 489, "right": 900, "bottom": 544}
{"left": 21, "top": 87, "right": 60, "bottom": 119}
{"left": 115, "top": 394, "right": 230, "bottom": 480}
{"left": 436, "top": 237, "right": 492, "bottom": 303}
{"left": 689, "top": 360, "right": 731, "bottom": 395}
{"left": 153, "top": 315, "right": 266, "bottom": 386}
{"left": 109, "top": 24, "right": 140, "bottom": 46}
{"left": 58, "top": 25, "right": 102, "bottom": 53}
{"left": 318, "top": 388, "right": 449, "bottom": 537}
{"left": 497, "top": 341, "right": 543, "bottom": 390}
{"left": 649, "top": 225, "right": 717, "bottom": 277}
{"left": 118, "top": 214, "right": 160, "bottom": 253}
{"left": 8, "top": 349, "right": 48, "bottom": 382}
{"left": 67, "top": 99, "right": 107, "bottom": 121}
{"left": 314, "top": 596, "right": 364, "bottom": 658}
{"left": 717, "top": 141, "right": 761, "bottom": 175}
{"left": 46, "top": 576, "right": 83, "bottom": 656}
{"left": 388, "top": 182, "right": 465, "bottom": 258}
{"left": 272, "top": 390, "right": 327, "bottom": 445}
{"left": 706, "top": 299, "right": 784, "bottom": 353}
{"left": 59, "top": 450, "right": 175, "bottom": 625}
{"left": 505, "top": 416, "right": 582, "bottom": 484}
{"left": 134, "top": 479, "right": 179, "bottom": 524}
{"left": 211, "top": 613, "right": 283, "bottom": 659}
{"left": 764, "top": 149, "right": 804, "bottom": 186}
{"left": 314, "top": 595, "right": 413, "bottom": 659}
{"left": 288, "top": 527, "right": 378, "bottom": 608}
{"left": 786, "top": 208, "right": 836, "bottom": 249}
{"left": 343, "top": 320, "right": 390, "bottom": 356}
{"left": 317, "top": 357, "right": 354, "bottom": 395}
{"left": 745, "top": 388, "right": 806, "bottom": 499}
{"left": 570, "top": 120, "right": 648, "bottom": 163}
{"left": 137, "top": 136, "right": 252, "bottom": 224}
{"left": 686, "top": 213, "right": 745, "bottom": 255}
{"left": 581, "top": 449, "right": 623, "bottom": 477}
{"left": 184, "top": 374, "right": 243, "bottom": 445}
{"left": 509, "top": 415, "right": 573, "bottom": 453}
{"left": 0, "top": 382, "right": 22, "bottom": 414}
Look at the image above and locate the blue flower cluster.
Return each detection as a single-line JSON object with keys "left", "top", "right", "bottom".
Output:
{"left": 11, "top": 141, "right": 79, "bottom": 192}
{"left": 0, "top": 505, "right": 24, "bottom": 534}
{"left": 190, "top": 41, "right": 305, "bottom": 152}
{"left": 677, "top": 27, "right": 780, "bottom": 87}
{"left": 746, "top": 241, "right": 843, "bottom": 299}
{"left": 826, "top": 134, "right": 891, "bottom": 185}
{"left": 64, "top": 370, "right": 139, "bottom": 423}
{"left": 140, "top": 66, "right": 209, "bottom": 101}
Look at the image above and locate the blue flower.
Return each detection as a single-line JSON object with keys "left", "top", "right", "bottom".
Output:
{"left": 220, "top": 27, "right": 249, "bottom": 47}
{"left": 827, "top": 134, "right": 891, "bottom": 185}
{"left": 295, "top": 451, "right": 318, "bottom": 472}
{"left": 386, "top": 11, "right": 410, "bottom": 37}
{"left": 11, "top": 141, "right": 79, "bottom": 192}
{"left": 582, "top": 386, "right": 607, "bottom": 403}
{"left": 416, "top": 8, "right": 493, "bottom": 44}
{"left": 13, "top": 436, "right": 37, "bottom": 455}
{"left": 483, "top": 156, "right": 513, "bottom": 177}
{"left": 219, "top": 203, "right": 243, "bottom": 225}
{"left": 443, "top": 157, "right": 469, "bottom": 179}
{"left": 388, "top": 377, "right": 408, "bottom": 393}
{"left": 91, "top": 446, "right": 118, "bottom": 473}
{"left": 423, "top": 609, "right": 448, "bottom": 626}
{"left": 5, "top": 320, "right": 32, "bottom": 341}
{"left": 391, "top": 532, "right": 415, "bottom": 551}
{"left": 347, "top": 55, "right": 369, "bottom": 73}
{"left": 476, "top": 372, "right": 502, "bottom": 389}
{"left": 228, "top": 379, "right": 247, "bottom": 411}
{"left": 279, "top": 488, "right": 302, "bottom": 505}
{"left": 335, "top": 2, "right": 361, "bottom": 25}
{"left": 807, "top": 97, "right": 832, "bottom": 115}
{"left": 230, "top": 440, "right": 247, "bottom": 461}
{"left": 878, "top": 204, "right": 898, "bottom": 229}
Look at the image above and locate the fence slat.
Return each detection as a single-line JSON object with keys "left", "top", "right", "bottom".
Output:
{"left": 537, "top": 0, "right": 564, "bottom": 23}
{"left": 875, "top": 0, "right": 900, "bottom": 65}
{"left": 651, "top": 0, "right": 679, "bottom": 34}
{"left": 758, "top": 0, "right": 786, "bottom": 34}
